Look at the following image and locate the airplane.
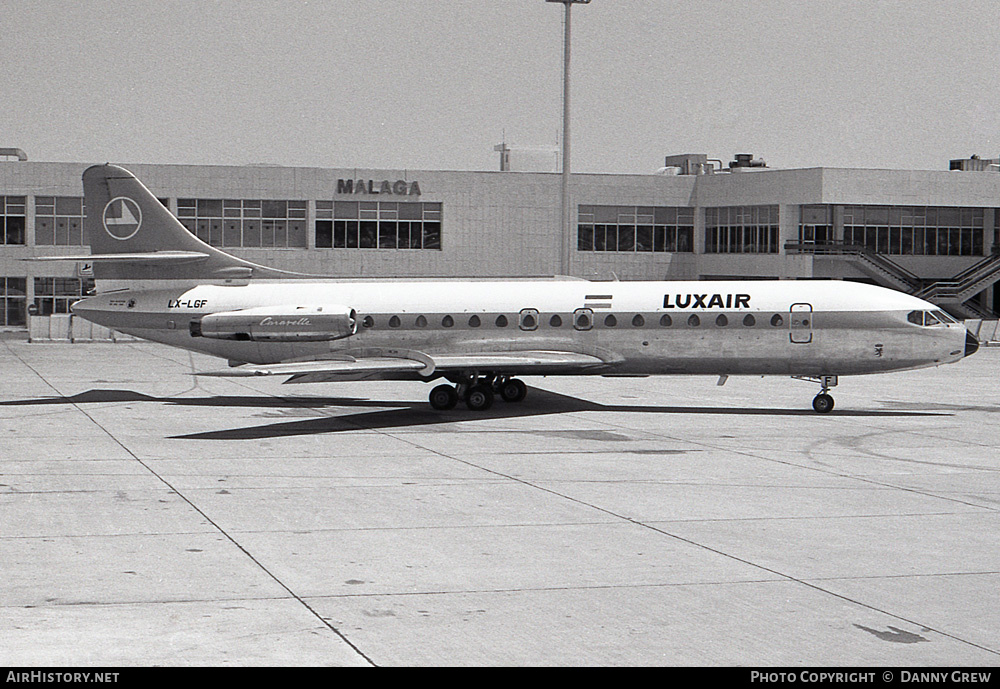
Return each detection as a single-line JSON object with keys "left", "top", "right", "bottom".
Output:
{"left": 37, "top": 164, "right": 979, "bottom": 414}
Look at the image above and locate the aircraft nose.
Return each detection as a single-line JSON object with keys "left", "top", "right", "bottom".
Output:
{"left": 965, "top": 329, "right": 980, "bottom": 357}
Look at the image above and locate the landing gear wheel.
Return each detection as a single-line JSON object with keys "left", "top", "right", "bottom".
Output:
{"left": 812, "top": 393, "right": 835, "bottom": 414}
{"left": 498, "top": 378, "right": 527, "bottom": 403}
{"left": 429, "top": 384, "right": 459, "bottom": 410}
{"left": 465, "top": 383, "right": 495, "bottom": 411}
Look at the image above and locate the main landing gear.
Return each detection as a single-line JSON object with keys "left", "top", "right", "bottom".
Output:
{"left": 428, "top": 375, "right": 527, "bottom": 411}
{"left": 794, "top": 375, "right": 838, "bottom": 413}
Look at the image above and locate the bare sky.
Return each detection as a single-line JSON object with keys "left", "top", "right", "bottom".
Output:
{"left": 5, "top": 0, "right": 999, "bottom": 173}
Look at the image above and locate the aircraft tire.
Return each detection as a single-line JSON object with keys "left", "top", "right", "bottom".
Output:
{"left": 465, "top": 384, "right": 494, "bottom": 412}
{"left": 429, "top": 384, "right": 459, "bottom": 410}
{"left": 812, "top": 393, "right": 835, "bottom": 414}
{"left": 498, "top": 378, "right": 527, "bottom": 403}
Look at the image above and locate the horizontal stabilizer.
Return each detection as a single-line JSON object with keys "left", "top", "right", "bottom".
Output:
{"left": 26, "top": 251, "right": 210, "bottom": 263}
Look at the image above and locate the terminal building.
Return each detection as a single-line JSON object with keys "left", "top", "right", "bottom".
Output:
{"left": 1, "top": 147, "right": 999, "bottom": 334}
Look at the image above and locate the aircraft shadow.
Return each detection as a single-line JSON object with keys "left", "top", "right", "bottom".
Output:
{"left": 0, "top": 387, "right": 948, "bottom": 441}
{"left": 171, "top": 388, "right": 947, "bottom": 440}
{"left": 0, "top": 388, "right": 387, "bottom": 409}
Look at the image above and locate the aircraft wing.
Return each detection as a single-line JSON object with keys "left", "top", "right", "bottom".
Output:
{"left": 196, "top": 357, "right": 431, "bottom": 379}
{"left": 196, "top": 349, "right": 609, "bottom": 383}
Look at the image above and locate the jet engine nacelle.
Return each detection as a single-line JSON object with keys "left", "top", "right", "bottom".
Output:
{"left": 194, "top": 305, "right": 357, "bottom": 342}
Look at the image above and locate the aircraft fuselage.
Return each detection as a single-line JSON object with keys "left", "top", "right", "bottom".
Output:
{"left": 72, "top": 278, "right": 972, "bottom": 379}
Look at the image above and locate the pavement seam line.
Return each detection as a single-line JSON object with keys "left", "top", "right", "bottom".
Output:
{"left": 4, "top": 341, "right": 378, "bottom": 667}
{"left": 329, "top": 386, "right": 1000, "bottom": 658}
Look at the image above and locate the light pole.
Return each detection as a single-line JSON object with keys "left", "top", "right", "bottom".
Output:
{"left": 546, "top": 0, "right": 590, "bottom": 276}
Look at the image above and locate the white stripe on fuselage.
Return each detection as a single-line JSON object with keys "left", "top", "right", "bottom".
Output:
{"left": 100, "top": 279, "right": 932, "bottom": 314}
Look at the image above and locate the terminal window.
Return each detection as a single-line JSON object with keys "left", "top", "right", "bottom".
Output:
{"left": 315, "top": 200, "right": 442, "bottom": 250}
{"left": 798, "top": 205, "right": 833, "bottom": 244}
{"left": 1, "top": 277, "right": 27, "bottom": 326}
{"left": 705, "top": 206, "right": 780, "bottom": 254}
{"left": 32, "top": 277, "right": 95, "bottom": 316}
{"left": 841, "top": 205, "right": 984, "bottom": 256}
{"left": 176, "top": 198, "right": 308, "bottom": 249}
{"left": 1, "top": 196, "right": 26, "bottom": 246}
{"left": 577, "top": 205, "right": 694, "bottom": 252}
{"left": 35, "top": 196, "right": 85, "bottom": 246}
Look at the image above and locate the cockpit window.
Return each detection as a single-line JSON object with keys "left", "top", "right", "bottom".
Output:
{"left": 908, "top": 310, "right": 947, "bottom": 327}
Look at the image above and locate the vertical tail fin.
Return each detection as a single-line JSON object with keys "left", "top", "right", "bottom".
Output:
{"left": 83, "top": 164, "right": 300, "bottom": 284}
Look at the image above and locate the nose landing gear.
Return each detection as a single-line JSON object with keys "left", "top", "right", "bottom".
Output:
{"left": 812, "top": 392, "right": 835, "bottom": 414}
{"left": 794, "top": 375, "right": 838, "bottom": 413}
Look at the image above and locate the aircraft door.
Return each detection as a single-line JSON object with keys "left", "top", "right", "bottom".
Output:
{"left": 789, "top": 303, "right": 813, "bottom": 344}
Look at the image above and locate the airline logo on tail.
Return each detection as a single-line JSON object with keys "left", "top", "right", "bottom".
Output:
{"left": 103, "top": 197, "right": 142, "bottom": 240}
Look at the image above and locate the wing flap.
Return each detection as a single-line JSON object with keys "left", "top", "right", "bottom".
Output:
{"left": 432, "top": 351, "right": 606, "bottom": 371}
{"left": 195, "top": 357, "right": 428, "bottom": 378}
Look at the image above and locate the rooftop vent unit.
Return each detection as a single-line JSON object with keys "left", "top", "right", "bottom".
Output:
{"left": 0, "top": 148, "right": 27, "bottom": 161}
{"left": 728, "top": 153, "right": 766, "bottom": 171}
{"left": 949, "top": 155, "right": 1000, "bottom": 172}
{"left": 662, "top": 154, "right": 722, "bottom": 175}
